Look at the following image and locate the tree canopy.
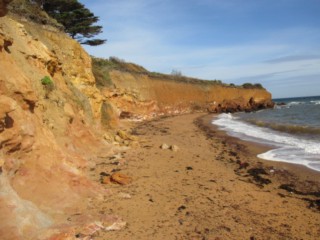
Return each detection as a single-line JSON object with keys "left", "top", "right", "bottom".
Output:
{"left": 40, "top": 0, "right": 106, "bottom": 46}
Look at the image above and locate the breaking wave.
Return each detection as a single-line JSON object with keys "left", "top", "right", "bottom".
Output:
{"left": 246, "top": 120, "right": 320, "bottom": 136}
{"left": 212, "top": 113, "right": 320, "bottom": 171}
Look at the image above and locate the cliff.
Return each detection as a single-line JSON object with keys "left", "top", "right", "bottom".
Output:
{"left": 0, "top": 2, "right": 118, "bottom": 239}
{"left": 94, "top": 58, "right": 273, "bottom": 121}
{"left": 0, "top": 1, "right": 273, "bottom": 239}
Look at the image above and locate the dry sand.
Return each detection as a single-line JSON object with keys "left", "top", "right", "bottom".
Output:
{"left": 92, "top": 113, "right": 320, "bottom": 240}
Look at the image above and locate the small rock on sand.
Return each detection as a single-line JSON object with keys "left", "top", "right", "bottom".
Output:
{"left": 160, "top": 143, "right": 169, "bottom": 149}
{"left": 118, "top": 192, "right": 132, "bottom": 199}
{"left": 111, "top": 172, "right": 132, "bottom": 185}
{"left": 105, "top": 220, "right": 127, "bottom": 231}
{"left": 170, "top": 145, "right": 179, "bottom": 152}
{"left": 160, "top": 144, "right": 179, "bottom": 151}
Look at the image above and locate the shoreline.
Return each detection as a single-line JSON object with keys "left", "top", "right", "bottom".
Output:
{"left": 93, "top": 113, "right": 320, "bottom": 240}
{"left": 201, "top": 114, "right": 320, "bottom": 182}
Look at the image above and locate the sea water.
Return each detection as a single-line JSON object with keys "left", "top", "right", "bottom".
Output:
{"left": 212, "top": 96, "right": 320, "bottom": 171}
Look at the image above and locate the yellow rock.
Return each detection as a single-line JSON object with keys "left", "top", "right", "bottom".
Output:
{"left": 114, "top": 135, "right": 122, "bottom": 143}
{"left": 103, "top": 133, "right": 114, "bottom": 142}
{"left": 117, "top": 130, "right": 129, "bottom": 140}
{"left": 117, "top": 130, "right": 138, "bottom": 141}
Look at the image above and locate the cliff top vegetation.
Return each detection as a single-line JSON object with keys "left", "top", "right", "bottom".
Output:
{"left": 92, "top": 57, "right": 265, "bottom": 90}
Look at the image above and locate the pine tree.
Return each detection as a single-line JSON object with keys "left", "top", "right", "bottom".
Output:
{"left": 42, "top": 0, "right": 106, "bottom": 46}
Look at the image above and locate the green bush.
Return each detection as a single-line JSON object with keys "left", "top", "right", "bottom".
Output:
{"left": 41, "top": 76, "right": 54, "bottom": 94}
{"left": 253, "top": 83, "right": 264, "bottom": 89}
{"left": 242, "top": 82, "right": 265, "bottom": 89}
{"left": 41, "top": 76, "right": 53, "bottom": 85}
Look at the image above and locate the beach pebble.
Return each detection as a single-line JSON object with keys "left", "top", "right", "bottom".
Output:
{"left": 118, "top": 192, "right": 132, "bottom": 199}
{"left": 160, "top": 143, "right": 169, "bottom": 149}
{"left": 178, "top": 205, "right": 186, "bottom": 211}
{"left": 105, "top": 220, "right": 127, "bottom": 231}
{"left": 170, "top": 145, "right": 179, "bottom": 152}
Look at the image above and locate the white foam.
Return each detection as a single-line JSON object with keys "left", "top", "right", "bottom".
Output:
{"left": 311, "top": 100, "right": 320, "bottom": 105}
{"left": 257, "top": 149, "right": 320, "bottom": 171}
{"left": 288, "top": 101, "right": 303, "bottom": 106}
{"left": 212, "top": 113, "right": 320, "bottom": 171}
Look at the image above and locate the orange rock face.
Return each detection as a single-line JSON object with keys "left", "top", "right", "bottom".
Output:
{"left": 0, "top": 13, "right": 111, "bottom": 240}
{"left": 103, "top": 70, "right": 273, "bottom": 120}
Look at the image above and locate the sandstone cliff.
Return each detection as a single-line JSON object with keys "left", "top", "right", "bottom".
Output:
{"left": 94, "top": 58, "right": 273, "bottom": 121}
{"left": 0, "top": 2, "right": 117, "bottom": 239}
{"left": 0, "top": 1, "right": 273, "bottom": 239}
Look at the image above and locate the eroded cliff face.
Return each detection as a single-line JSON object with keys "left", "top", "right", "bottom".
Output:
{"left": 101, "top": 70, "right": 273, "bottom": 121}
{"left": 0, "top": 10, "right": 117, "bottom": 240}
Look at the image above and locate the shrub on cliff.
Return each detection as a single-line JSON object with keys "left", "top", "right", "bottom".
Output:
{"left": 253, "top": 83, "right": 264, "bottom": 89}
{"left": 41, "top": 75, "right": 53, "bottom": 85}
{"left": 41, "top": 76, "right": 54, "bottom": 92}
{"left": 242, "top": 83, "right": 265, "bottom": 89}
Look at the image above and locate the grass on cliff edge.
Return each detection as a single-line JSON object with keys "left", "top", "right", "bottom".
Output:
{"left": 92, "top": 56, "right": 265, "bottom": 89}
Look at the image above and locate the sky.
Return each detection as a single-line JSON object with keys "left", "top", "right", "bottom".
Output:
{"left": 80, "top": 0, "right": 320, "bottom": 98}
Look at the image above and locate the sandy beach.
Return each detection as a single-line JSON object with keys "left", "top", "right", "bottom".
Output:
{"left": 92, "top": 113, "right": 320, "bottom": 240}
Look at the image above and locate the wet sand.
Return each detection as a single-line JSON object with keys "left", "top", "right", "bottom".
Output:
{"left": 93, "top": 113, "right": 320, "bottom": 240}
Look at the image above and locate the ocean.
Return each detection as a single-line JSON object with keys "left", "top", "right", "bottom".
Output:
{"left": 212, "top": 96, "right": 320, "bottom": 171}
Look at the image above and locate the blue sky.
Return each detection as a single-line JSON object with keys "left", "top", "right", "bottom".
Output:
{"left": 80, "top": 0, "right": 320, "bottom": 98}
